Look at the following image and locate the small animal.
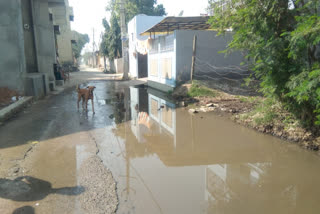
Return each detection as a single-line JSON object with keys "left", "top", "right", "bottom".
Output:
{"left": 77, "top": 85, "right": 96, "bottom": 113}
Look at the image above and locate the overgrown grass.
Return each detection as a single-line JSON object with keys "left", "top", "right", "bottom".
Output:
{"left": 239, "top": 97, "right": 299, "bottom": 128}
{"left": 187, "top": 82, "right": 217, "bottom": 98}
{"left": 238, "top": 96, "right": 259, "bottom": 104}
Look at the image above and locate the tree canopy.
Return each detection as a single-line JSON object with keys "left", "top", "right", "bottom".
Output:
{"left": 107, "top": 0, "right": 167, "bottom": 24}
{"left": 208, "top": 0, "right": 320, "bottom": 127}
{"left": 71, "top": 31, "right": 89, "bottom": 59}
{"left": 101, "top": 0, "right": 167, "bottom": 61}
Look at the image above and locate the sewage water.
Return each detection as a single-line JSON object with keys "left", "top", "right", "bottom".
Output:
{"left": 94, "top": 83, "right": 320, "bottom": 214}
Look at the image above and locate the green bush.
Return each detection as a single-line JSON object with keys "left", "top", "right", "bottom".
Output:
{"left": 208, "top": 0, "right": 320, "bottom": 128}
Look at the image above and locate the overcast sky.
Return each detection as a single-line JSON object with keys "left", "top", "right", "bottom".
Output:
{"left": 69, "top": 0, "right": 209, "bottom": 51}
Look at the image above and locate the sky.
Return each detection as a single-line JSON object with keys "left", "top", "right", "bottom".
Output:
{"left": 69, "top": 0, "right": 209, "bottom": 51}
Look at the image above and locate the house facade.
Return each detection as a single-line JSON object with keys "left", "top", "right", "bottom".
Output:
{"left": 141, "top": 16, "right": 249, "bottom": 93}
{"left": 128, "top": 14, "right": 164, "bottom": 79}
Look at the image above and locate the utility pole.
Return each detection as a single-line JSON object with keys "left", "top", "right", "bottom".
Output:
{"left": 119, "top": 0, "right": 129, "bottom": 80}
{"left": 92, "top": 28, "right": 95, "bottom": 68}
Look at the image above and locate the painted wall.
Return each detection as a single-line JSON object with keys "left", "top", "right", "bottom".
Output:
{"left": 0, "top": 0, "right": 26, "bottom": 93}
{"left": 148, "top": 33, "right": 176, "bottom": 91}
{"left": 175, "top": 30, "right": 247, "bottom": 83}
{"left": 128, "top": 15, "right": 163, "bottom": 78}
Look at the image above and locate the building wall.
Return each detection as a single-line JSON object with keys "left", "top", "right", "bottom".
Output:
{"left": 33, "top": 0, "right": 56, "bottom": 91}
{"left": 176, "top": 30, "right": 254, "bottom": 95}
{"left": 175, "top": 30, "right": 246, "bottom": 84}
{"left": 147, "top": 33, "right": 176, "bottom": 91}
{"left": 0, "top": 0, "right": 56, "bottom": 96}
{"left": 128, "top": 17, "right": 138, "bottom": 78}
{"left": 0, "top": 0, "right": 26, "bottom": 93}
{"left": 114, "top": 58, "right": 123, "bottom": 74}
{"left": 49, "top": 0, "right": 73, "bottom": 63}
{"left": 128, "top": 15, "right": 163, "bottom": 78}
{"left": 148, "top": 30, "right": 247, "bottom": 92}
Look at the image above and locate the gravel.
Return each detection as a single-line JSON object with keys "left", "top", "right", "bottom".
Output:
{"left": 78, "top": 156, "right": 118, "bottom": 214}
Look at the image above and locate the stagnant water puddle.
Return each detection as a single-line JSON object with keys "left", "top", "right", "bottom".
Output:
{"left": 94, "top": 83, "right": 320, "bottom": 214}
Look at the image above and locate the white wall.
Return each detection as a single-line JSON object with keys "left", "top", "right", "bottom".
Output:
{"left": 128, "top": 15, "right": 164, "bottom": 78}
{"left": 148, "top": 33, "right": 177, "bottom": 90}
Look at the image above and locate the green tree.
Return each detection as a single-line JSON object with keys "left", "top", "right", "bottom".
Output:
{"left": 208, "top": 0, "right": 320, "bottom": 127}
{"left": 107, "top": 0, "right": 167, "bottom": 24}
{"left": 102, "top": 0, "right": 167, "bottom": 62}
{"left": 71, "top": 31, "right": 89, "bottom": 59}
{"left": 108, "top": 12, "right": 122, "bottom": 60}
{"left": 100, "top": 18, "right": 111, "bottom": 58}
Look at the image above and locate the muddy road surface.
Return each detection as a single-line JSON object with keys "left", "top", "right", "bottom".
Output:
{"left": 1, "top": 80, "right": 320, "bottom": 214}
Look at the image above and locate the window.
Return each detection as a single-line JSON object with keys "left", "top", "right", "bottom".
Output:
{"left": 160, "top": 34, "right": 174, "bottom": 52}
{"left": 149, "top": 38, "right": 159, "bottom": 54}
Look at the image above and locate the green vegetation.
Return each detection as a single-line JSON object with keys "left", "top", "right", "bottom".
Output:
{"left": 238, "top": 97, "right": 299, "bottom": 129}
{"left": 208, "top": 0, "right": 320, "bottom": 128}
{"left": 238, "top": 96, "right": 259, "bottom": 104}
{"left": 71, "top": 31, "right": 89, "bottom": 59}
{"left": 188, "top": 82, "right": 217, "bottom": 97}
{"left": 107, "top": 0, "right": 167, "bottom": 25}
{"left": 100, "top": 13, "right": 122, "bottom": 61}
{"left": 101, "top": 0, "right": 167, "bottom": 60}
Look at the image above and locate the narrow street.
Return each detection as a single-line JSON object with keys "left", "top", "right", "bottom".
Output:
{"left": 0, "top": 70, "right": 320, "bottom": 214}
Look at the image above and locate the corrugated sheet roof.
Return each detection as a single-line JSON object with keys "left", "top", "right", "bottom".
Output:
{"left": 140, "top": 16, "right": 211, "bottom": 36}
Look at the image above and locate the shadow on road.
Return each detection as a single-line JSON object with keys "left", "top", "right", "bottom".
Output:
{"left": 12, "top": 206, "right": 35, "bottom": 214}
{"left": 0, "top": 176, "right": 84, "bottom": 202}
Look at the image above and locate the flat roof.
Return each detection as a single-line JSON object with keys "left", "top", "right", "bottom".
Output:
{"left": 140, "top": 16, "right": 211, "bottom": 36}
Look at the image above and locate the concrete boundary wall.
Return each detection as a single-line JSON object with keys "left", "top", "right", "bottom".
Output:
{"left": 175, "top": 30, "right": 247, "bottom": 83}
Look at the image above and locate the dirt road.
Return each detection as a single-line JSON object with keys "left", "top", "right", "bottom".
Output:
{"left": 1, "top": 68, "right": 320, "bottom": 214}
{"left": 0, "top": 69, "right": 132, "bottom": 214}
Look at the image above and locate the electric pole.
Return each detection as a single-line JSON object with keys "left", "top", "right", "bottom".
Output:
{"left": 92, "top": 28, "right": 95, "bottom": 68}
{"left": 119, "top": 0, "right": 129, "bottom": 80}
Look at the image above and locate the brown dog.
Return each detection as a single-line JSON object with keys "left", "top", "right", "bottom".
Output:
{"left": 77, "top": 85, "right": 96, "bottom": 113}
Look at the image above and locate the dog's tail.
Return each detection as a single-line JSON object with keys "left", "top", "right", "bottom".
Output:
{"left": 76, "top": 85, "right": 80, "bottom": 92}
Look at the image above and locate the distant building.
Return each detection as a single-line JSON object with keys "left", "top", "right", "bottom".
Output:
{"left": 128, "top": 15, "right": 164, "bottom": 79}
{"left": 48, "top": 0, "right": 74, "bottom": 64}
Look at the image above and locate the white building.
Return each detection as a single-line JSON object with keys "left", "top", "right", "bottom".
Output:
{"left": 128, "top": 15, "right": 164, "bottom": 79}
{"left": 141, "top": 16, "right": 248, "bottom": 93}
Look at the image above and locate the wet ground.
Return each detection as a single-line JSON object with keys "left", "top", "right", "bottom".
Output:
{"left": 1, "top": 79, "right": 320, "bottom": 213}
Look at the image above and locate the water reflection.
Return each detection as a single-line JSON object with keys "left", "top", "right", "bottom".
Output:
{"left": 109, "top": 86, "right": 320, "bottom": 214}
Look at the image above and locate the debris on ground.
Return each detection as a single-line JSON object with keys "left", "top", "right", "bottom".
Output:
{"left": 79, "top": 156, "right": 118, "bottom": 214}
{"left": 0, "top": 87, "right": 21, "bottom": 110}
